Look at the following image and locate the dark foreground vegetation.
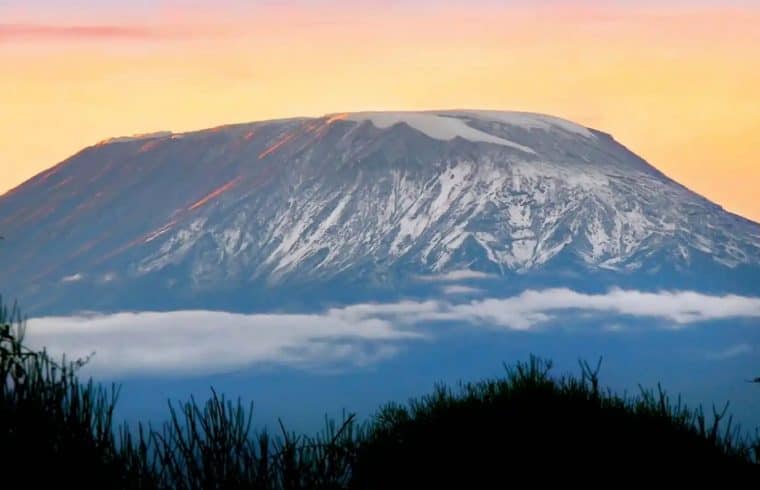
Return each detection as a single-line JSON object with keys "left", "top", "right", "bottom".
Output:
{"left": 1, "top": 299, "right": 758, "bottom": 489}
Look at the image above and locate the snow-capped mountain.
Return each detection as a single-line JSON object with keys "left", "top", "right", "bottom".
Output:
{"left": 2, "top": 110, "right": 759, "bottom": 314}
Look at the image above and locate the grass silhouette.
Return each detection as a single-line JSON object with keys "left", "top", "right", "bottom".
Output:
{"left": 1, "top": 297, "right": 757, "bottom": 488}
{"left": 352, "top": 357, "right": 757, "bottom": 486}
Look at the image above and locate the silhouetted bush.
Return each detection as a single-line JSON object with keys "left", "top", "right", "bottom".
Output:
{"left": 352, "top": 357, "right": 757, "bottom": 487}
{"left": 0, "top": 298, "right": 155, "bottom": 488}
{"left": 0, "top": 298, "right": 360, "bottom": 489}
{"left": 1, "top": 297, "right": 757, "bottom": 489}
{"left": 149, "top": 393, "right": 359, "bottom": 489}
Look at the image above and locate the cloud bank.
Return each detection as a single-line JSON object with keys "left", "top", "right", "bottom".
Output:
{"left": 441, "top": 289, "right": 760, "bottom": 330}
{"left": 25, "top": 288, "right": 760, "bottom": 377}
{"left": 26, "top": 309, "right": 422, "bottom": 377}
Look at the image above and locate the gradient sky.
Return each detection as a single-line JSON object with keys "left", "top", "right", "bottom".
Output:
{"left": 2, "top": 1, "right": 759, "bottom": 220}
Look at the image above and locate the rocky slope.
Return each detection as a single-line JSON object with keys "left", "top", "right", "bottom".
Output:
{"left": 2, "top": 110, "right": 759, "bottom": 314}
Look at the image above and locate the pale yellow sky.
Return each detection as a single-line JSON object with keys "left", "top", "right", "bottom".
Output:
{"left": 1, "top": 3, "right": 759, "bottom": 220}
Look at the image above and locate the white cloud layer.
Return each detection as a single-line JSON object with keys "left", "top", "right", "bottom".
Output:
{"left": 26, "top": 310, "right": 422, "bottom": 377}
{"left": 440, "top": 288, "right": 760, "bottom": 330}
{"left": 442, "top": 285, "right": 484, "bottom": 295}
{"left": 414, "top": 269, "right": 494, "bottom": 282}
{"left": 25, "top": 288, "right": 760, "bottom": 376}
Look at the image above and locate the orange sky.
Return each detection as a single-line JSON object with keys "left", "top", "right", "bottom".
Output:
{"left": 1, "top": 2, "right": 759, "bottom": 221}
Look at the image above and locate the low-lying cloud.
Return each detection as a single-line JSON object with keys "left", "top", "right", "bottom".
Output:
{"left": 441, "top": 285, "right": 484, "bottom": 296}
{"left": 61, "top": 273, "right": 84, "bottom": 283}
{"left": 26, "top": 310, "right": 421, "bottom": 377}
{"left": 25, "top": 288, "right": 760, "bottom": 377}
{"left": 441, "top": 289, "right": 760, "bottom": 330}
{"left": 414, "top": 269, "right": 494, "bottom": 282}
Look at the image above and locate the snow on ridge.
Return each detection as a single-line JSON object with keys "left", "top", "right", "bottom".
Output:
{"left": 451, "top": 110, "right": 595, "bottom": 138}
{"left": 345, "top": 112, "right": 536, "bottom": 154}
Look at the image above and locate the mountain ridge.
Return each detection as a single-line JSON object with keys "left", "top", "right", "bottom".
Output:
{"left": 2, "top": 110, "right": 759, "bottom": 314}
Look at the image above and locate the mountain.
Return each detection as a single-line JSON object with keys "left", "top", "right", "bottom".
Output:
{"left": 2, "top": 110, "right": 759, "bottom": 314}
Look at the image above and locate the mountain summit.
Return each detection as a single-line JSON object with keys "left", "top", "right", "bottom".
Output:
{"left": 2, "top": 110, "right": 759, "bottom": 313}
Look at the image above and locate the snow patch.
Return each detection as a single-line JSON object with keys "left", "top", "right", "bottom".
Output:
{"left": 345, "top": 112, "right": 535, "bottom": 154}
{"left": 454, "top": 110, "right": 595, "bottom": 139}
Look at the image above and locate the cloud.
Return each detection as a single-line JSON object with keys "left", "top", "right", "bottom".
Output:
{"left": 0, "top": 24, "right": 221, "bottom": 42}
{"left": 442, "top": 285, "right": 484, "bottom": 295}
{"left": 60, "top": 273, "right": 83, "bottom": 283}
{"left": 100, "top": 273, "right": 117, "bottom": 283}
{"left": 705, "top": 343, "right": 753, "bottom": 361}
{"left": 438, "top": 288, "right": 760, "bottom": 330}
{"left": 602, "top": 323, "right": 626, "bottom": 332}
{"left": 415, "top": 269, "right": 494, "bottom": 282}
{"left": 24, "top": 288, "right": 760, "bottom": 377}
{"left": 26, "top": 309, "right": 422, "bottom": 377}
{"left": 0, "top": 24, "right": 159, "bottom": 41}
